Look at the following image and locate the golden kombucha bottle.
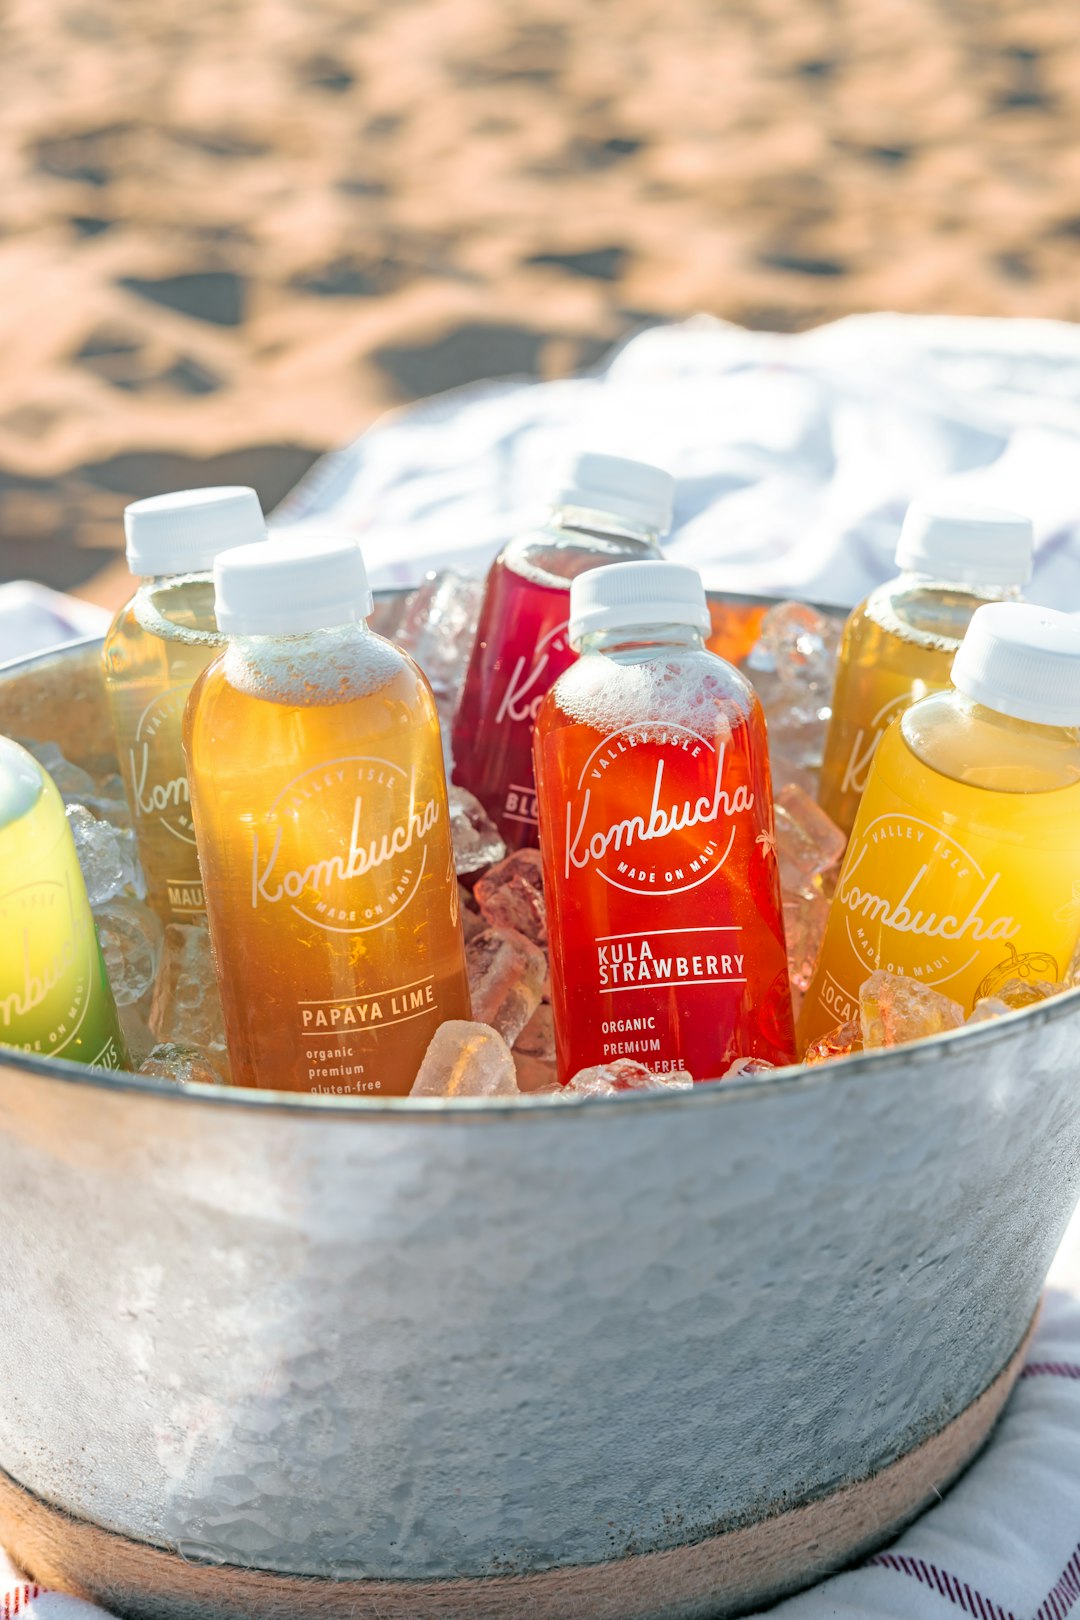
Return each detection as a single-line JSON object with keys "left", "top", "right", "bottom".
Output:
{"left": 103, "top": 488, "right": 266, "bottom": 924}
{"left": 801, "top": 604, "right": 1080, "bottom": 1051}
{"left": 184, "top": 534, "right": 470, "bottom": 1095}
{"left": 819, "top": 501, "right": 1032, "bottom": 836}
{"left": 0, "top": 737, "right": 127, "bottom": 1070}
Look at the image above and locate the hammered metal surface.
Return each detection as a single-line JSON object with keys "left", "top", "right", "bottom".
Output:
{"left": 0, "top": 626, "right": 1079, "bottom": 1586}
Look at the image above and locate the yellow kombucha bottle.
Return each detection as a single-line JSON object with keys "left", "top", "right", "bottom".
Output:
{"left": 184, "top": 533, "right": 471, "bottom": 1094}
{"left": 800, "top": 603, "right": 1080, "bottom": 1051}
{"left": 103, "top": 488, "right": 266, "bottom": 924}
{"left": 0, "top": 737, "right": 127, "bottom": 1070}
{"left": 819, "top": 500, "right": 1032, "bottom": 836}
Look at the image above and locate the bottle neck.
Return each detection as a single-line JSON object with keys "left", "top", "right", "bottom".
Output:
{"left": 895, "top": 570, "right": 1023, "bottom": 603}
{"left": 549, "top": 503, "right": 663, "bottom": 550}
{"left": 579, "top": 621, "right": 705, "bottom": 657}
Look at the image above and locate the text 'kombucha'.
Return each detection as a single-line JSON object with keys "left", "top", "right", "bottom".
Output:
{"left": 535, "top": 561, "right": 796, "bottom": 1082}
{"left": 185, "top": 534, "right": 470, "bottom": 1094}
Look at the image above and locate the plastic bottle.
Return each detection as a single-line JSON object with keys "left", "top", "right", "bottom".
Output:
{"left": 103, "top": 487, "right": 266, "bottom": 924}
{"left": 0, "top": 736, "right": 128, "bottom": 1069}
{"left": 800, "top": 603, "right": 1080, "bottom": 1050}
{"left": 533, "top": 560, "right": 796, "bottom": 1082}
{"left": 184, "top": 533, "right": 470, "bottom": 1094}
{"left": 452, "top": 453, "right": 673, "bottom": 848}
{"left": 818, "top": 500, "right": 1033, "bottom": 836}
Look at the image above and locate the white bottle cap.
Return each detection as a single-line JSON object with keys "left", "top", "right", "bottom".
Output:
{"left": 124, "top": 487, "right": 266, "bottom": 577}
{"left": 568, "top": 560, "right": 710, "bottom": 649}
{"left": 214, "top": 533, "right": 374, "bottom": 637}
{"left": 553, "top": 452, "right": 675, "bottom": 536}
{"left": 894, "top": 497, "right": 1033, "bottom": 587}
{"left": 951, "top": 603, "right": 1080, "bottom": 726}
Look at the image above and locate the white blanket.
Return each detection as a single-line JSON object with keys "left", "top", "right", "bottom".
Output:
{"left": 277, "top": 312, "right": 1080, "bottom": 612}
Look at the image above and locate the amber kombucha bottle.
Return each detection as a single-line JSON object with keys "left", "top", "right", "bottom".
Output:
{"left": 534, "top": 561, "right": 796, "bottom": 1082}
{"left": 184, "top": 533, "right": 470, "bottom": 1094}
{"left": 819, "top": 500, "right": 1032, "bottom": 836}
{"left": 453, "top": 454, "right": 672, "bottom": 849}
{"left": 103, "top": 488, "right": 266, "bottom": 923}
{"left": 801, "top": 604, "right": 1080, "bottom": 1050}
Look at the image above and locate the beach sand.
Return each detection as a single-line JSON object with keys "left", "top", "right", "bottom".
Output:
{"left": 1, "top": 0, "right": 1078, "bottom": 607}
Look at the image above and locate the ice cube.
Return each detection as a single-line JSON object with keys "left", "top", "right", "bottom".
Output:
{"left": 753, "top": 601, "right": 841, "bottom": 692}
{"left": 802, "top": 1018, "right": 863, "bottom": 1065}
{"left": 474, "top": 849, "right": 547, "bottom": 946}
{"left": 119, "top": 1000, "right": 155, "bottom": 1068}
{"left": 991, "top": 976, "right": 1064, "bottom": 1009}
{"left": 448, "top": 785, "right": 506, "bottom": 876}
{"left": 514, "top": 1053, "right": 559, "bottom": 1092}
{"left": 458, "top": 883, "right": 487, "bottom": 942}
{"left": 859, "top": 970, "right": 964, "bottom": 1049}
{"left": 94, "top": 897, "right": 163, "bottom": 1006}
{"left": 150, "top": 922, "right": 227, "bottom": 1059}
{"left": 66, "top": 803, "right": 145, "bottom": 905}
{"left": 566, "top": 1059, "right": 693, "bottom": 1096}
{"left": 774, "top": 784, "right": 846, "bottom": 890}
{"left": 783, "top": 883, "right": 829, "bottom": 1001}
{"left": 967, "top": 996, "right": 1011, "bottom": 1024}
{"left": 466, "top": 927, "right": 547, "bottom": 1045}
{"left": 396, "top": 571, "right": 482, "bottom": 705}
{"left": 140, "top": 1042, "right": 228, "bottom": 1087}
{"left": 410, "top": 1020, "right": 519, "bottom": 1097}
{"left": 723, "top": 1056, "right": 778, "bottom": 1079}
{"left": 86, "top": 771, "right": 132, "bottom": 827}
{"left": 514, "top": 1002, "right": 555, "bottom": 1061}
{"left": 19, "top": 738, "right": 98, "bottom": 803}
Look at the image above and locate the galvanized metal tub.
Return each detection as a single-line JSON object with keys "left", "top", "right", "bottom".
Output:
{"left": 0, "top": 610, "right": 1078, "bottom": 1620}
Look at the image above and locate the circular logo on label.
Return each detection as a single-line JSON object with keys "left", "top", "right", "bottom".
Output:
{"left": 131, "top": 687, "right": 196, "bottom": 844}
{"left": 0, "top": 876, "right": 94, "bottom": 1053}
{"left": 835, "top": 811, "right": 1021, "bottom": 988}
{"left": 495, "top": 618, "right": 573, "bottom": 727}
{"left": 252, "top": 755, "right": 441, "bottom": 934}
{"left": 564, "top": 722, "right": 754, "bottom": 897}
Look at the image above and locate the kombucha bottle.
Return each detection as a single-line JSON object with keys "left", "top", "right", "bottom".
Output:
{"left": 184, "top": 533, "right": 471, "bottom": 1094}
{"left": 0, "top": 736, "right": 127, "bottom": 1070}
{"left": 452, "top": 453, "right": 673, "bottom": 849}
{"left": 800, "top": 603, "right": 1080, "bottom": 1050}
{"left": 103, "top": 487, "right": 266, "bottom": 924}
{"left": 533, "top": 561, "right": 796, "bottom": 1082}
{"left": 819, "top": 500, "right": 1032, "bottom": 836}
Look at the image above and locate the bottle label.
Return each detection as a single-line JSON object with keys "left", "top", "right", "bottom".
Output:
{"left": 130, "top": 687, "right": 196, "bottom": 845}
{"left": 251, "top": 756, "right": 442, "bottom": 935}
{"left": 494, "top": 619, "right": 571, "bottom": 729}
{"left": 811, "top": 801, "right": 1069, "bottom": 1031}
{"left": 563, "top": 724, "right": 754, "bottom": 894}
{"left": 0, "top": 872, "right": 97, "bottom": 1055}
{"left": 838, "top": 690, "right": 912, "bottom": 797}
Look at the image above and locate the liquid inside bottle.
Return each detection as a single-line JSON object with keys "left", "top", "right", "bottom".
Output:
{"left": 801, "top": 603, "right": 1080, "bottom": 1050}
{"left": 185, "top": 534, "right": 470, "bottom": 1094}
{"left": 819, "top": 501, "right": 1032, "bottom": 836}
{"left": 534, "top": 561, "right": 796, "bottom": 1082}
{"left": 0, "top": 736, "right": 128, "bottom": 1070}
{"left": 452, "top": 454, "right": 672, "bottom": 849}
{"left": 103, "top": 487, "right": 266, "bottom": 924}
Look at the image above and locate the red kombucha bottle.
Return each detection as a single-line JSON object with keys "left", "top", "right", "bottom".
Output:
{"left": 534, "top": 562, "right": 796, "bottom": 1082}
{"left": 452, "top": 454, "right": 672, "bottom": 850}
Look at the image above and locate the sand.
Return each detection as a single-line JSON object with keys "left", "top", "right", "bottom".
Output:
{"left": 0, "top": 0, "right": 1078, "bottom": 609}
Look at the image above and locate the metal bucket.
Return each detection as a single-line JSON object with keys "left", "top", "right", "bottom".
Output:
{"left": 0, "top": 606, "right": 1078, "bottom": 1620}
